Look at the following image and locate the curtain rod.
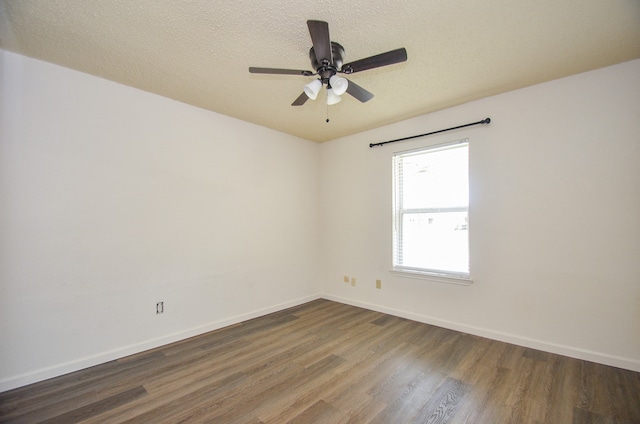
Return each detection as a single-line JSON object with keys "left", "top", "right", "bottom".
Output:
{"left": 369, "top": 117, "right": 491, "bottom": 148}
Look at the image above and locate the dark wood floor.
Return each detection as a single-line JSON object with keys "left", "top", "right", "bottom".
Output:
{"left": 1, "top": 299, "right": 639, "bottom": 423}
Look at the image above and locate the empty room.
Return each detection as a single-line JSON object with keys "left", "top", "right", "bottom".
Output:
{"left": 1, "top": 1, "right": 639, "bottom": 423}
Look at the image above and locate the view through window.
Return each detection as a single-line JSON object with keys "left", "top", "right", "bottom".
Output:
{"left": 393, "top": 140, "right": 469, "bottom": 278}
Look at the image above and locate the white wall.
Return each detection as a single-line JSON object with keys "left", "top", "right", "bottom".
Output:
{"left": 2, "top": 49, "right": 638, "bottom": 393}
{"left": 320, "top": 59, "right": 640, "bottom": 371}
{"left": 0, "top": 50, "right": 321, "bottom": 391}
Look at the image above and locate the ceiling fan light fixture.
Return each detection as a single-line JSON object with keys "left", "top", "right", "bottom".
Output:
{"left": 327, "top": 88, "right": 342, "bottom": 105}
{"left": 304, "top": 79, "right": 322, "bottom": 100}
{"left": 329, "top": 75, "right": 348, "bottom": 96}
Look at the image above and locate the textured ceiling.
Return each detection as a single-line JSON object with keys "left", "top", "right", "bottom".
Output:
{"left": 1, "top": 0, "right": 639, "bottom": 142}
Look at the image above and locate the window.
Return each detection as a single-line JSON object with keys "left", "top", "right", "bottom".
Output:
{"left": 392, "top": 140, "right": 470, "bottom": 281}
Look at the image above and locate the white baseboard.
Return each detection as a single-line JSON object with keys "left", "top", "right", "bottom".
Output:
{"left": 322, "top": 294, "right": 640, "bottom": 373}
{"left": 0, "top": 294, "right": 322, "bottom": 392}
{"left": 4, "top": 292, "right": 637, "bottom": 393}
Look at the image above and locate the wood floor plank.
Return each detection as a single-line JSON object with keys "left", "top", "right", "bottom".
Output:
{"left": 39, "top": 386, "right": 146, "bottom": 424}
{"left": 418, "top": 377, "right": 469, "bottom": 424}
{"left": 286, "top": 400, "right": 341, "bottom": 424}
{"left": 366, "top": 370, "right": 448, "bottom": 424}
{"left": 0, "top": 389, "right": 98, "bottom": 423}
{"left": 253, "top": 355, "right": 350, "bottom": 424}
{"left": 120, "top": 372, "right": 248, "bottom": 424}
{"left": 1, "top": 299, "right": 639, "bottom": 424}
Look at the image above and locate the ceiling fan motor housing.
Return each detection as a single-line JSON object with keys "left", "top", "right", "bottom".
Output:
{"left": 310, "top": 42, "right": 345, "bottom": 82}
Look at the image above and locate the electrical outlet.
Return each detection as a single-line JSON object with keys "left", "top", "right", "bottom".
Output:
{"left": 343, "top": 276, "right": 349, "bottom": 283}
{"left": 351, "top": 277, "right": 356, "bottom": 286}
{"left": 156, "top": 302, "right": 164, "bottom": 314}
{"left": 376, "top": 279, "right": 382, "bottom": 289}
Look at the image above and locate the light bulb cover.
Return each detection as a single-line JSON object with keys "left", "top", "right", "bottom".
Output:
{"left": 327, "top": 88, "right": 342, "bottom": 105}
{"left": 329, "top": 75, "right": 348, "bottom": 96}
{"left": 303, "top": 79, "right": 322, "bottom": 100}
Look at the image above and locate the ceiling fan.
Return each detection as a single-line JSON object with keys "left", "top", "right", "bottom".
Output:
{"left": 249, "top": 20, "right": 407, "bottom": 106}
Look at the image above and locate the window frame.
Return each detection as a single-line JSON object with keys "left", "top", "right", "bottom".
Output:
{"left": 392, "top": 139, "right": 472, "bottom": 285}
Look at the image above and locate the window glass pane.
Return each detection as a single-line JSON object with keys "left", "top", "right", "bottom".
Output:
{"left": 393, "top": 141, "right": 469, "bottom": 277}
{"left": 400, "top": 212, "right": 468, "bottom": 273}
{"left": 400, "top": 146, "right": 468, "bottom": 210}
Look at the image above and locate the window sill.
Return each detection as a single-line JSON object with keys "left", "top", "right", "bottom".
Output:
{"left": 389, "top": 269, "right": 473, "bottom": 286}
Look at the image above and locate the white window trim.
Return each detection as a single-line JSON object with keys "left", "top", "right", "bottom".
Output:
{"left": 392, "top": 139, "right": 471, "bottom": 284}
{"left": 389, "top": 268, "right": 473, "bottom": 286}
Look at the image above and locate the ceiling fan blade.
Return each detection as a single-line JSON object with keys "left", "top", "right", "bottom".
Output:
{"left": 307, "top": 20, "right": 332, "bottom": 64}
{"left": 341, "top": 48, "right": 407, "bottom": 74}
{"left": 345, "top": 79, "right": 374, "bottom": 103}
{"left": 249, "top": 67, "right": 313, "bottom": 76}
{"left": 292, "top": 92, "right": 309, "bottom": 106}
